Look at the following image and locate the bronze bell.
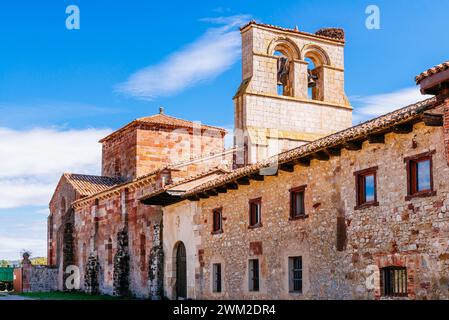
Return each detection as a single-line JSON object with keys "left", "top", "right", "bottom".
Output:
{"left": 308, "top": 71, "right": 318, "bottom": 88}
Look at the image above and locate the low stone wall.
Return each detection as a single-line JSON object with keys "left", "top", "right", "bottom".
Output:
{"left": 23, "top": 265, "right": 58, "bottom": 292}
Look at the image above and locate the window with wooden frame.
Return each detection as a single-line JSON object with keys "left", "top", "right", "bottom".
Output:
{"left": 212, "top": 208, "right": 223, "bottom": 234}
{"left": 248, "top": 259, "right": 260, "bottom": 292}
{"left": 405, "top": 151, "right": 436, "bottom": 200}
{"left": 249, "top": 198, "right": 262, "bottom": 228}
{"left": 290, "top": 186, "right": 307, "bottom": 219}
{"left": 354, "top": 167, "right": 378, "bottom": 209}
{"left": 288, "top": 256, "right": 303, "bottom": 293}
{"left": 212, "top": 263, "right": 222, "bottom": 293}
{"left": 381, "top": 266, "right": 408, "bottom": 297}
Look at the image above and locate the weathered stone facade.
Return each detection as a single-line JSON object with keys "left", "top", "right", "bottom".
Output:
{"left": 48, "top": 20, "right": 449, "bottom": 300}
{"left": 49, "top": 110, "right": 230, "bottom": 298}
{"left": 173, "top": 122, "right": 449, "bottom": 300}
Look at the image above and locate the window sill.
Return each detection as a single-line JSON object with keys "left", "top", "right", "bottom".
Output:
{"left": 354, "top": 201, "right": 379, "bottom": 210}
{"left": 248, "top": 223, "right": 263, "bottom": 230}
{"left": 289, "top": 215, "right": 309, "bottom": 221}
{"left": 405, "top": 190, "right": 436, "bottom": 201}
{"left": 211, "top": 230, "right": 223, "bottom": 235}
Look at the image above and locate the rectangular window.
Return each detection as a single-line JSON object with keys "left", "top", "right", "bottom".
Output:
{"left": 249, "top": 198, "right": 262, "bottom": 228}
{"left": 248, "top": 259, "right": 260, "bottom": 292}
{"left": 354, "top": 167, "right": 378, "bottom": 209}
{"left": 212, "top": 263, "right": 222, "bottom": 293}
{"left": 290, "top": 186, "right": 306, "bottom": 219}
{"left": 381, "top": 267, "right": 408, "bottom": 297}
{"left": 405, "top": 151, "right": 435, "bottom": 199}
{"left": 212, "top": 208, "right": 223, "bottom": 233}
{"left": 289, "top": 257, "right": 303, "bottom": 293}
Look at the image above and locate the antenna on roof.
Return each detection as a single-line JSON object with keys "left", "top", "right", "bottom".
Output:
{"left": 159, "top": 106, "right": 164, "bottom": 114}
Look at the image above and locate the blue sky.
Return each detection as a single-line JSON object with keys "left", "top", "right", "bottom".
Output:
{"left": 0, "top": 0, "right": 448, "bottom": 260}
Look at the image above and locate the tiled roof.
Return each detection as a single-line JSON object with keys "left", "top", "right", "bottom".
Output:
{"left": 64, "top": 173, "right": 123, "bottom": 196}
{"left": 136, "top": 113, "right": 227, "bottom": 132}
{"left": 100, "top": 112, "right": 226, "bottom": 143}
{"left": 183, "top": 96, "right": 437, "bottom": 197}
{"left": 416, "top": 61, "right": 449, "bottom": 84}
{"left": 240, "top": 20, "right": 345, "bottom": 43}
{"left": 139, "top": 168, "right": 230, "bottom": 205}
{"left": 70, "top": 147, "right": 236, "bottom": 207}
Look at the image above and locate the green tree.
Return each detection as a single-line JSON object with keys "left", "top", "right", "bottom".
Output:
{"left": 31, "top": 257, "right": 47, "bottom": 266}
{"left": 0, "top": 260, "right": 10, "bottom": 267}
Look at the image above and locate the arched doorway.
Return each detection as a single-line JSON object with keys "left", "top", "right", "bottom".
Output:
{"left": 175, "top": 242, "right": 187, "bottom": 299}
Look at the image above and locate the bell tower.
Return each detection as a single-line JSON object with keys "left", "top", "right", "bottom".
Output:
{"left": 234, "top": 21, "right": 352, "bottom": 165}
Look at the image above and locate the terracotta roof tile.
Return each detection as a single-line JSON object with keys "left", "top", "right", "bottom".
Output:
{"left": 183, "top": 96, "right": 437, "bottom": 198}
{"left": 136, "top": 113, "right": 227, "bottom": 132}
{"left": 100, "top": 112, "right": 226, "bottom": 143}
{"left": 64, "top": 173, "right": 123, "bottom": 196}
{"left": 416, "top": 61, "right": 449, "bottom": 84}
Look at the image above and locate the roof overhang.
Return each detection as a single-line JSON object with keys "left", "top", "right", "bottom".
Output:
{"left": 419, "top": 68, "right": 449, "bottom": 95}
{"left": 140, "top": 190, "right": 183, "bottom": 206}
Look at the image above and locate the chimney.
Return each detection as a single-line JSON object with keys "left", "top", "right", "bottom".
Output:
{"left": 416, "top": 61, "right": 449, "bottom": 164}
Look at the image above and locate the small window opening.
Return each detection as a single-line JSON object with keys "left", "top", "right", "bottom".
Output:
{"left": 212, "top": 263, "right": 222, "bottom": 293}
{"left": 305, "top": 57, "right": 319, "bottom": 100}
{"left": 289, "top": 256, "right": 303, "bottom": 293}
{"left": 275, "top": 50, "right": 292, "bottom": 96}
{"left": 249, "top": 198, "right": 262, "bottom": 228}
{"left": 249, "top": 259, "right": 260, "bottom": 292}
{"left": 381, "top": 267, "right": 408, "bottom": 297}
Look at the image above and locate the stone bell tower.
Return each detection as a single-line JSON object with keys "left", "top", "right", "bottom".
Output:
{"left": 234, "top": 21, "right": 352, "bottom": 165}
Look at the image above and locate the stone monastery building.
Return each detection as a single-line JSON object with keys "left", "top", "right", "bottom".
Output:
{"left": 49, "top": 21, "right": 449, "bottom": 299}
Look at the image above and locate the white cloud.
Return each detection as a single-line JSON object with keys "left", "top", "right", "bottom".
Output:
{"left": 352, "top": 87, "right": 431, "bottom": 124}
{"left": 0, "top": 235, "right": 46, "bottom": 261}
{"left": 0, "top": 127, "right": 111, "bottom": 209}
{"left": 116, "top": 14, "right": 251, "bottom": 100}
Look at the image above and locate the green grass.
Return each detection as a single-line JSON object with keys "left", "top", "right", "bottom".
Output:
{"left": 18, "top": 291, "right": 133, "bottom": 300}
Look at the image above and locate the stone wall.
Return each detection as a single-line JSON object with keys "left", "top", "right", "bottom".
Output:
{"left": 135, "top": 127, "right": 225, "bottom": 178}
{"left": 102, "top": 127, "right": 137, "bottom": 180}
{"left": 28, "top": 267, "right": 58, "bottom": 292}
{"left": 175, "top": 122, "right": 449, "bottom": 300}
{"left": 21, "top": 258, "right": 58, "bottom": 293}
{"left": 163, "top": 201, "right": 202, "bottom": 300}
{"left": 102, "top": 124, "right": 225, "bottom": 181}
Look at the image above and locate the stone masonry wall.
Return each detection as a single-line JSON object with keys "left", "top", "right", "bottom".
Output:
{"left": 136, "top": 127, "right": 225, "bottom": 178}
{"left": 102, "top": 124, "right": 225, "bottom": 181}
{"left": 73, "top": 184, "right": 161, "bottom": 298}
{"left": 102, "top": 127, "right": 137, "bottom": 180}
{"left": 190, "top": 123, "right": 449, "bottom": 300}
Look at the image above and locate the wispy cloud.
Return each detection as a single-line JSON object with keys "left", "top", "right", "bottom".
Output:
{"left": 116, "top": 14, "right": 251, "bottom": 100}
{"left": 352, "top": 87, "right": 431, "bottom": 124}
{"left": 0, "top": 127, "right": 111, "bottom": 209}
